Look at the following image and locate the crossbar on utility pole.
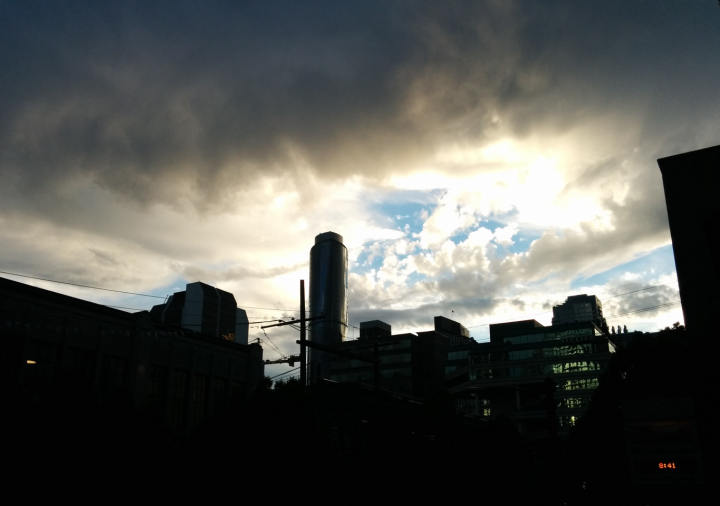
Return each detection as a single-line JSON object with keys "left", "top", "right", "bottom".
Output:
{"left": 295, "top": 340, "right": 380, "bottom": 364}
{"left": 260, "top": 313, "right": 324, "bottom": 329}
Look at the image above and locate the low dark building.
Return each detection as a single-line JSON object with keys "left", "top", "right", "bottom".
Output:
{"left": 0, "top": 276, "right": 264, "bottom": 433}
{"left": 359, "top": 320, "right": 391, "bottom": 339}
{"left": 329, "top": 325, "right": 447, "bottom": 400}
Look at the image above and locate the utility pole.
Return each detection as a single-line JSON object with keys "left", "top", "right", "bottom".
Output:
{"left": 260, "top": 280, "right": 324, "bottom": 386}
{"left": 544, "top": 376, "right": 558, "bottom": 447}
{"left": 300, "top": 279, "right": 307, "bottom": 386}
{"left": 373, "top": 341, "right": 380, "bottom": 400}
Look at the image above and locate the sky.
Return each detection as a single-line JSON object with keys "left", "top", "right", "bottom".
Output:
{"left": 2, "top": 0, "right": 719, "bottom": 380}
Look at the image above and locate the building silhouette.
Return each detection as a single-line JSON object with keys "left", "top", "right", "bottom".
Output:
{"left": 328, "top": 316, "right": 475, "bottom": 401}
{"left": 359, "top": 320, "right": 391, "bottom": 339}
{"left": 308, "top": 231, "right": 348, "bottom": 383}
{"left": 149, "top": 281, "right": 249, "bottom": 344}
{"left": 0, "top": 276, "right": 264, "bottom": 433}
{"left": 329, "top": 321, "right": 447, "bottom": 400}
{"left": 552, "top": 294, "right": 606, "bottom": 329}
{"left": 435, "top": 316, "right": 476, "bottom": 377}
{"left": 658, "top": 144, "right": 720, "bottom": 336}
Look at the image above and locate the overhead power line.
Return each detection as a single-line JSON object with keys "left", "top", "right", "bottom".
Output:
{"left": 267, "top": 366, "right": 301, "bottom": 381}
{"left": 1, "top": 270, "right": 166, "bottom": 299}
{"left": 466, "top": 281, "right": 679, "bottom": 329}
{"left": 604, "top": 301, "right": 681, "bottom": 320}
{"left": 0, "top": 270, "right": 305, "bottom": 313}
{"left": 600, "top": 281, "right": 678, "bottom": 300}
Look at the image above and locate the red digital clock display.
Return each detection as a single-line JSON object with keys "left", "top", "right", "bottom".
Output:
{"left": 634, "top": 458, "right": 698, "bottom": 473}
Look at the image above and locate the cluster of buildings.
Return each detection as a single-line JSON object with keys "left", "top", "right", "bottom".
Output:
{"left": 1, "top": 230, "right": 621, "bottom": 441}
{"left": 4, "top": 143, "right": 718, "bottom": 448}
{"left": 303, "top": 232, "right": 634, "bottom": 440}
{"left": 1, "top": 277, "right": 264, "bottom": 433}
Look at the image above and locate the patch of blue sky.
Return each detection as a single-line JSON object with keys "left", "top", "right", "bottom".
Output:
{"left": 406, "top": 271, "right": 427, "bottom": 286}
{"left": 507, "top": 231, "right": 541, "bottom": 254}
{"left": 104, "top": 277, "right": 185, "bottom": 313}
{"left": 570, "top": 245, "right": 677, "bottom": 290}
{"left": 368, "top": 189, "right": 442, "bottom": 236}
{"left": 352, "top": 250, "right": 385, "bottom": 273}
{"left": 449, "top": 229, "right": 471, "bottom": 245}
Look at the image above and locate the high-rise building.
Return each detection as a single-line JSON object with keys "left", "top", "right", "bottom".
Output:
{"left": 552, "top": 294, "right": 605, "bottom": 329}
{"left": 150, "top": 281, "right": 249, "bottom": 344}
{"left": 308, "top": 232, "right": 348, "bottom": 383}
{"left": 658, "top": 144, "right": 720, "bottom": 336}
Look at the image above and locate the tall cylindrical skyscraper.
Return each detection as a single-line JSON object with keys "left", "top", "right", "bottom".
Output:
{"left": 308, "top": 231, "right": 348, "bottom": 383}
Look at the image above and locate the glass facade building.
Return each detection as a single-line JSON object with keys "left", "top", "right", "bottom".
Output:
{"left": 309, "top": 232, "right": 348, "bottom": 383}
{"left": 447, "top": 320, "right": 615, "bottom": 439}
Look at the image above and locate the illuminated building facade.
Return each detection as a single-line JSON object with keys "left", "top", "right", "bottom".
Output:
{"left": 447, "top": 320, "right": 615, "bottom": 439}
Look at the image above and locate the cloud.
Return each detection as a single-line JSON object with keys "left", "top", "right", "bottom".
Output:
{"left": 2, "top": 0, "right": 717, "bottom": 344}
{"left": 3, "top": 0, "right": 718, "bottom": 215}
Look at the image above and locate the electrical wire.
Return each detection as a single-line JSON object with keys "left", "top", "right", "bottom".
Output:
{"left": 600, "top": 281, "right": 678, "bottom": 301}
{"left": 0, "top": 305, "right": 289, "bottom": 340}
{"left": 0, "top": 270, "right": 308, "bottom": 313}
{"left": 2, "top": 271, "right": 682, "bottom": 336}
{"left": 260, "top": 329, "right": 285, "bottom": 358}
{"left": 267, "top": 366, "right": 300, "bottom": 381}
{"left": 604, "top": 301, "right": 681, "bottom": 320}
{"left": 1, "top": 270, "right": 166, "bottom": 299}
{"left": 465, "top": 281, "right": 679, "bottom": 329}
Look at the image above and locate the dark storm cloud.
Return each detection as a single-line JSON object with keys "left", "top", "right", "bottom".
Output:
{"left": 1, "top": 0, "right": 718, "bottom": 212}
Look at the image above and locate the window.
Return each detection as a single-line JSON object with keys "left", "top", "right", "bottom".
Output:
{"left": 561, "top": 397, "right": 587, "bottom": 409}
{"left": 469, "top": 369, "right": 492, "bottom": 380}
{"left": 456, "top": 397, "right": 489, "bottom": 415}
{"left": 380, "top": 353, "right": 411, "bottom": 365}
{"left": 101, "top": 356, "right": 125, "bottom": 394}
{"left": 380, "top": 367, "right": 412, "bottom": 380}
{"left": 26, "top": 341, "right": 58, "bottom": 387}
{"left": 68, "top": 348, "right": 96, "bottom": 383}
{"left": 560, "top": 378, "right": 599, "bottom": 391}
{"left": 448, "top": 350, "right": 470, "bottom": 361}
{"left": 213, "top": 378, "right": 227, "bottom": 414}
{"left": 559, "top": 416, "right": 578, "bottom": 428}
{"left": 390, "top": 381, "right": 412, "bottom": 394}
{"left": 230, "top": 381, "right": 245, "bottom": 403}
{"left": 148, "top": 366, "right": 167, "bottom": 407}
{"left": 191, "top": 374, "right": 208, "bottom": 429}
{"left": 171, "top": 370, "right": 189, "bottom": 430}
{"left": 445, "top": 365, "right": 458, "bottom": 375}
